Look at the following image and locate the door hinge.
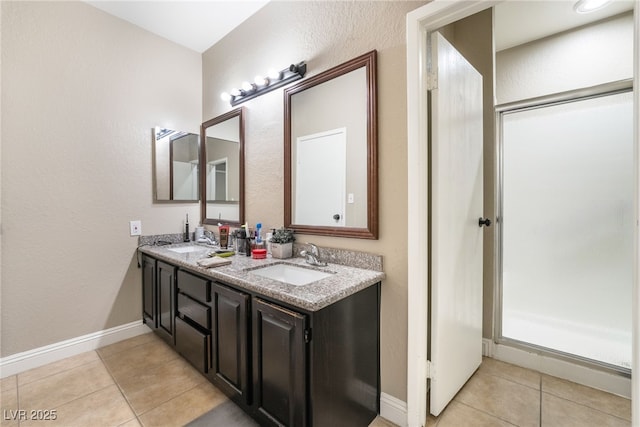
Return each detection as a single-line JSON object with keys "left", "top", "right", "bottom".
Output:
{"left": 304, "top": 328, "right": 312, "bottom": 343}
{"left": 426, "top": 70, "right": 438, "bottom": 91}
{"left": 426, "top": 360, "right": 433, "bottom": 379}
{"left": 426, "top": 32, "right": 437, "bottom": 91}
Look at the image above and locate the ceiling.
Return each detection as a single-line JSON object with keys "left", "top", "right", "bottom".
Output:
{"left": 85, "top": 1, "right": 635, "bottom": 54}
{"left": 495, "top": 0, "right": 635, "bottom": 51}
{"left": 85, "top": 0, "right": 270, "bottom": 53}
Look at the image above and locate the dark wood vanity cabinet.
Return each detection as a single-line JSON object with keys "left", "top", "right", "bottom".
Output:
{"left": 156, "top": 261, "right": 177, "bottom": 345}
{"left": 210, "top": 283, "right": 250, "bottom": 403}
{"left": 141, "top": 255, "right": 380, "bottom": 427}
{"left": 141, "top": 255, "right": 156, "bottom": 328}
{"left": 174, "top": 269, "right": 251, "bottom": 405}
{"left": 176, "top": 270, "right": 212, "bottom": 375}
{"left": 253, "top": 298, "right": 308, "bottom": 426}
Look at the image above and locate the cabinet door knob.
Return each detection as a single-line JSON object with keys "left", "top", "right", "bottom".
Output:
{"left": 333, "top": 214, "right": 341, "bottom": 221}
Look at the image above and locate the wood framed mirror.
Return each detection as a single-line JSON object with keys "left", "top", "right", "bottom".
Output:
{"left": 200, "top": 107, "right": 244, "bottom": 226}
{"left": 153, "top": 127, "right": 199, "bottom": 202}
{"left": 284, "top": 50, "right": 378, "bottom": 239}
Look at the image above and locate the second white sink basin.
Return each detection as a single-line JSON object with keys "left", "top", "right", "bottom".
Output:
{"left": 251, "top": 263, "right": 333, "bottom": 286}
{"left": 166, "top": 245, "right": 208, "bottom": 254}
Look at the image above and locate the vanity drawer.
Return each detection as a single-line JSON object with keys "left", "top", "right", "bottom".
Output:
{"left": 175, "top": 317, "right": 210, "bottom": 374}
{"left": 177, "top": 270, "right": 211, "bottom": 302}
{"left": 178, "top": 293, "right": 211, "bottom": 329}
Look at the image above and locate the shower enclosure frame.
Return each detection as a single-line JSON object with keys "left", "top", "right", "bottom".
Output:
{"left": 494, "top": 79, "right": 634, "bottom": 378}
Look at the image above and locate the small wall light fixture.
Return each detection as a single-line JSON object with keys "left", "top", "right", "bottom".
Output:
{"left": 220, "top": 62, "right": 307, "bottom": 106}
{"left": 573, "top": 0, "right": 613, "bottom": 13}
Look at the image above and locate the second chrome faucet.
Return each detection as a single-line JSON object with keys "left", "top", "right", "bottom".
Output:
{"left": 300, "top": 243, "right": 328, "bottom": 266}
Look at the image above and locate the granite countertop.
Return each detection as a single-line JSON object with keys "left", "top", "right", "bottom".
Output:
{"left": 138, "top": 242, "right": 385, "bottom": 312}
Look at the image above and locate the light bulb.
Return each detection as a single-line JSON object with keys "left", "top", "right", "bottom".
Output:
{"left": 220, "top": 92, "right": 231, "bottom": 102}
{"left": 241, "top": 81, "right": 254, "bottom": 92}
{"left": 230, "top": 88, "right": 242, "bottom": 97}
{"left": 268, "top": 68, "right": 282, "bottom": 80}
{"left": 254, "top": 75, "right": 269, "bottom": 86}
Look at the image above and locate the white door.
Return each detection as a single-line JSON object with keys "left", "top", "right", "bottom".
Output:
{"left": 429, "top": 31, "right": 484, "bottom": 416}
{"left": 294, "top": 128, "right": 346, "bottom": 226}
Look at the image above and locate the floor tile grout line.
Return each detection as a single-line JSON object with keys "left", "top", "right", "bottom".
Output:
{"left": 16, "top": 351, "right": 102, "bottom": 388}
{"left": 97, "top": 349, "right": 144, "bottom": 427}
{"left": 454, "top": 400, "right": 520, "bottom": 426}
{"left": 15, "top": 370, "right": 118, "bottom": 426}
{"left": 539, "top": 375, "right": 542, "bottom": 427}
{"left": 134, "top": 381, "right": 212, "bottom": 425}
{"left": 97, "top": 341, "right": 207, "bottom": 425}
{"left": 16, "top": 359, "right": 115, "bottom": 416}
{"left": 453, "top": 365, "right": 541, "bottom": 426}
{"left": 96, "top": 335, "right": 163, "bottom": 363}
{"left": 485, "top": 371, "right": 542, "bottom": 392}
{"left": 540, "top": 390, "right": 632, "bottom": 423}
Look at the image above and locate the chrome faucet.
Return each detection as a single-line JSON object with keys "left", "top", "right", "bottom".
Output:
{"left": 300, "top": 243, "right": 328, "bottom": 266}
{"left": 197, "top": 230, "right": 217, "bottom": 246}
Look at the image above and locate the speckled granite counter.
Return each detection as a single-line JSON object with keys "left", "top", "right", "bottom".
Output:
{"left": 137, "top": 241, "right": 385, "bottom": 312}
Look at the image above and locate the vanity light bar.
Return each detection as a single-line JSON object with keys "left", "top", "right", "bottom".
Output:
{"left": 221, "top": 62, "right": 307, "bottom": 106}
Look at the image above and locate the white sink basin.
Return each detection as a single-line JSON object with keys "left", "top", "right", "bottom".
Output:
{"left": 251, "top": 263, "right": 333, "bottom": 286}
{"left": 166, "top": 245, "right": 208, "bottom": 254}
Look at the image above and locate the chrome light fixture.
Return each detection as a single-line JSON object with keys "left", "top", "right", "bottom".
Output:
{"left": 221, "top": 62, "right": 307, "bottom": 106}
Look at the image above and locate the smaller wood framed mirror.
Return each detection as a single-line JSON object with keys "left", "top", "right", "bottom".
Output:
{"left": 153, "top": 128, "right": 200, "bottom": 202}
{"left": 284, "top": 50, "right": 378, "bottom": 239}
{"left": 200, "top": 108, "right": 244, "bottom": 226}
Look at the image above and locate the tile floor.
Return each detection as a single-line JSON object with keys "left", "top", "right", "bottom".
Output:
{"left": 0, "top": 332, "right": 631, "bottom": 427}
{"left": 427, "top": 357, "right": 631, "bottom": 427}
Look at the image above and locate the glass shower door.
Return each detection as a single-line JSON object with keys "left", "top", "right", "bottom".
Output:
{"left": 499, "top": 88, "right": 633, "bottom": 370}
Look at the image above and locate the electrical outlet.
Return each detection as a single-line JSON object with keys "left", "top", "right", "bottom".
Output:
{"left": 347, "top": 193, "right": 355, "bottom": 204}
{"left": 130, "top": 220, "right": 142, "bottom": 236}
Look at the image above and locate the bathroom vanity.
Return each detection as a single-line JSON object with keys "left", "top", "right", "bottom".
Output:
{"left": 138, "top": 242, "right": 384, "bottom": 427}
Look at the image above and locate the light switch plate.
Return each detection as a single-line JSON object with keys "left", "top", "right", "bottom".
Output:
{"left": 130, "top": 220, "right": 142, "bottom": 236}
{"left": 347, "top": 193, "right": 355, "bottom": 204}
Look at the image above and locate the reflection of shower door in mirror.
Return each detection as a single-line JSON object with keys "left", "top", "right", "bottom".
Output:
{"left": 207, "top": 158, "right": 228, "bottom": 201}
{"left": 294, "top": 128, "right": 346, "bottom": 226}
{"left": 172, "top": 161, "right": 198, "bottom": 200}
{"left": 499, "top": 87, "right": 633, "bottom": 370}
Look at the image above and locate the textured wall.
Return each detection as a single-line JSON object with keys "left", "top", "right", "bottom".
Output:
{"left": 496, "top": 13, "right": 634, "bottom": 104}
{"left": 1, "top": 1, "right": 201, "bottom": 356}
{"left": 202, "top": 0, "right": 427, "bottom": 401}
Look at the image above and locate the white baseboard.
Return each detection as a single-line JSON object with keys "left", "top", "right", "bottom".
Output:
{"left": 492, "top": 342, "right": 631, "bottom": 399}
{"left": 0, "top": 321, "right": 151, "bottom": 378}
{"left": 380, "top": 392, "right": 408, "bottom": 427}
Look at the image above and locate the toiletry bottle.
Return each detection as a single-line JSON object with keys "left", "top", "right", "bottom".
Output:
{"left": 265, "top": 232, "right": 273, "bottom": 254}
{"left": 184, "top": 214, "right": 190, "bottom": 242}
{"left": 245, "top": 228, "right": 253, "bottom": 257}
{"left": 236, "top": 229, "right": 246, "bottom": 254}
{"left": 255, "top": 223, "right": 262, "bottom": 244}
{"left": 219, "top": 225, "right": 229, "bottom": 249}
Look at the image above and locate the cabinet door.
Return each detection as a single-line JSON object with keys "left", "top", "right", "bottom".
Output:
{"left": 157, "top": 261, "right": 176, "bottom": 344}
{"left": 211, "top": 283, "right": 249, "bottom": 403}
{"left": 253, "top": 298, "right": 307, "bottom": 427}
{"left": 142, "top": 255, "right": 156, "bottom": 328}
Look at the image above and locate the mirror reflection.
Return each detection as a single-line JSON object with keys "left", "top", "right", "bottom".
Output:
{"left": 153, "top": 128, "right": 199, "bottom": 202}
{"left": 200, "top": 108, "right": 244, "bottom": 225}
{"left": 284, "top": 50, "right": 378, "bottom": 239}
